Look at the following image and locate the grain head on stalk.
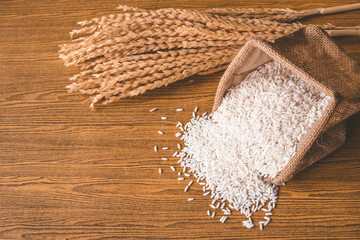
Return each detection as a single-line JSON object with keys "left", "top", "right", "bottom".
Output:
{"left": 58, "top": 4, "right": 360, "bottom": 107}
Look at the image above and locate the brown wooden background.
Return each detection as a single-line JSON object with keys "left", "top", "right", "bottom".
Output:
{"left": 0, "top": 0, "right": 359, "bottom": 239}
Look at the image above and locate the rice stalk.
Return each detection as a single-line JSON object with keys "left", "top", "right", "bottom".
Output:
{"left": 59, "top": 5, "right": 341, "bottom": 107}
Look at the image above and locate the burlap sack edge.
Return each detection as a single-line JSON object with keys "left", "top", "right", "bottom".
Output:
{"left": 272, "top": 120, "right": 347, "bottom": 184}
{"left": 212, "top": 28, "right": 338, "bottom": 185}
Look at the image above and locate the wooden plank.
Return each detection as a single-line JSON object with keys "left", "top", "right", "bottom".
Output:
{"left": 0, "top": 0, "right": 359, "bottom": 239}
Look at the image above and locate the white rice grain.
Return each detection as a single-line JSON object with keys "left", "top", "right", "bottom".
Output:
{"left": 176, "top": 61, "right": 331, "bottom": 228}
{"left": 221, "top": 216, "right": 228, "bottom": 223}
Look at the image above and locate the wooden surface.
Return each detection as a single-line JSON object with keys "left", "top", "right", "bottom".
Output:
{"left": 0, "top": 0, "right": 359, "bottom": 239}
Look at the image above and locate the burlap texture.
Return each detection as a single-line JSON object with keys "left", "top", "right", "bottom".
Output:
{"left": 212, "top": 26, "right": 360, "bottom": 184}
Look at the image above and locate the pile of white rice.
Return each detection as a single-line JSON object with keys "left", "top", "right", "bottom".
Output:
{"left": 176, "top": 61, "right": 331, "bottom": 228}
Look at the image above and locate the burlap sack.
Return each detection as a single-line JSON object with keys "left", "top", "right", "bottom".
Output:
{"left": 212, "top": 26, "right": 360, "bottom": 185}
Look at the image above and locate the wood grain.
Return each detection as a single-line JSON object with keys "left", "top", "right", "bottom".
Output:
{"left": 0, "top": 0, "right": 359, "bottom": 239}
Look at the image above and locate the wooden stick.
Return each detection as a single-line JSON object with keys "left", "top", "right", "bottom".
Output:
{"left": 327, "top": 29, "right": 360, "bottom": 37}
{"left": 301, "top": 3, "right": 360, "bottom": 18}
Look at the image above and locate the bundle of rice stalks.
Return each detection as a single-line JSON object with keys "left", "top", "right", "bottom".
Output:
{"left": 59, "top": 4, "right": 360, "bottom": 107}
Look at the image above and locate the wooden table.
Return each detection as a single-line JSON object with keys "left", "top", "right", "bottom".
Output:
{"left": 1, "top": 0, "right": 359, "bottom": 239}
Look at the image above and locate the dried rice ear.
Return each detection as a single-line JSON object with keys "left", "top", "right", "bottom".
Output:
{"left": 212, "top": 26, "right": 360, "bottom": 184}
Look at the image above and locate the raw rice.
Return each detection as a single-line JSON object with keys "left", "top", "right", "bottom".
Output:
{"left": 159, "top": 168, "right": 162, "bottom": 174}
{"left": 188, "top": 198, "right": 194, "bottom": 201}
{"left": 171, "top": 166, "right": 176, "bottom": 171}
{"left": 149, "top": 108, "right": 157, "bottom": 112}
{"left": 162, "top": 158, "right": 168, "bottom": 161}
{"left": 158, "top": 131, "right": 164, "bottom": 135}
{"left": 162, "top": 147, "right": 169, "bottom": 150}
{"left": 220, "top": 216, "right": 228, "bottom": 223}
{"left": 176, "top": 109, "right": 183, "bottom": 112}
{"left": 154, "top": 146, "right": 158, "bottom": 152}
{"left": 161, "top": 117, "right": 168, "bottom": 120}
{"left": 175, "top": 61, "right": 330, "bottom": 228}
